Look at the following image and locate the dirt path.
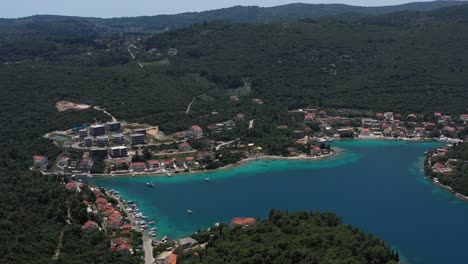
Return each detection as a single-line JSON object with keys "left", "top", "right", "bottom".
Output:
{"left": 93, "top": 106, "right": 117, "bottom": 122}
{"left": 186, "top": 97, "right": 197, "bottom": 114}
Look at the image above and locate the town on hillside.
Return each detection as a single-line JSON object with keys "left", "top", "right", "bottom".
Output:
{"left": 34, "top": 106, "right": 468, "bottom": 177}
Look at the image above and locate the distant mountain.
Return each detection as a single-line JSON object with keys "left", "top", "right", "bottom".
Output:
{"left": 1, "top": 0, "right": 467, "bottom": 33}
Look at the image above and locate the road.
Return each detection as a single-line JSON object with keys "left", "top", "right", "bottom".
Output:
{"left": 144, "top": 236, "right": 154, "bottom": 264}
{"left": 93, "top": 106, "right": 117, "bottom": 122}
{"left": 114, "top": 194, "right": 154, "bottom": 264}
{"left": 215, "top": 138, "right": 240, "bottom": 151}
{"left": 185, "top": 97, "right": 196, "bottom": 114}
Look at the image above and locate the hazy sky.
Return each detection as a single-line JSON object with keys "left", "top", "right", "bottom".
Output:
{"left": 2, "top": 0, "right": 437, "bottom": 18}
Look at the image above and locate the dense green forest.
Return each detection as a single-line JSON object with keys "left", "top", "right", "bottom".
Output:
{"left": 177, "top": 210, "right": 400, "bottom": 264}
{"left": 1, "top": 3, "right": 468, "bottom": 262}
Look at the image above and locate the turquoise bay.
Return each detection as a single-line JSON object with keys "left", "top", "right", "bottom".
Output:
{"left": 91, "top": 140, "right": 468, "bottom": 264}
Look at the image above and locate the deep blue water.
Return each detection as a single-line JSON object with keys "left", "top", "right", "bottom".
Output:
{"left": 91, "top": 140, "right": 468, "bottom": 264}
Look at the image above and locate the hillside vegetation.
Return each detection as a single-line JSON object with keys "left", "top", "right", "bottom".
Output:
{"left": 0, "top": 4, "right": 468, "bottom": 262}
{"left": 1, "top": 1, "right": 466, "bottom": 32}
{"left": 178, "top": 211, "right": 400, "bottom": 264}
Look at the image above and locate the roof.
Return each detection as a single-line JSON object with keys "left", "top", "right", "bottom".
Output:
{"left": 131, "top": 162, "right": 146, "bottom": 167}
{"left": 186, "top": 156, "right": 194, "bottom": 161}
{"left": 168, "top": 253, "right": 177, "bottom": 264}
{"left": 179, "top": 142, "right": 190, "bottom": 147}
{"left": 148, "top": 160, "right": 160, "bottom": 164}
{"left": 96, "top": 197, "right": 108, "bottom": 204}
{"left": 232, "top": 217, "right": 256, "bottom": 226}
{"left": 191, "top": 125, "right": 202, "bottom": 131}
{"left": 178, "top": 237, "right": 198, "bottom": 245}
{"left": 82, "top": 221, "right": 98, "bottom": 230}
{"left": 33, "top": 155, "right": 47, "bottom": 160}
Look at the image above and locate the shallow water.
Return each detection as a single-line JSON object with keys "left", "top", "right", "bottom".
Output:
{"left": 91, "top": 140, "right": 468, "bottom": 264}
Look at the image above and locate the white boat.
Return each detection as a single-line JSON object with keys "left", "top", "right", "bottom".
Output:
{"left": 141, "top": 215, "right": 148, "bottom": 219}
{"left": 187, "top": 210, "right": 193, "bottom": 214}
{"left": 204, "top": 178, "right": 210, "bottom": 182}
{"left": 146, "top": 182, "right": 155, "bottom": 187}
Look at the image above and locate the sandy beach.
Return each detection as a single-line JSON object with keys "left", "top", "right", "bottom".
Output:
{"left": 91, "top": 148, "right": 341, "bottom": 178}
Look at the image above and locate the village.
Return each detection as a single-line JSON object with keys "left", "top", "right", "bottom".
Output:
{"left": 35, "top": 105, "right": 468, "bottom": 177}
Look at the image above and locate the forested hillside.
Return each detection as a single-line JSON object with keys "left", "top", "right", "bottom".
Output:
{"left": 143, "top": 5, "right": 468, "bottom": 115}
{"left": 1, "top": 1, "right": 465, "bottom": 32}
{"left": 178, "top": 211, "right": 400, "bottom": 264}
{"left": 1, "top": 4, "right": 468, "bottom": 262}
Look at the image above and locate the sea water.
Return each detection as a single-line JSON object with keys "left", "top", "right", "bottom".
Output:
{"left": 91, "top": 140, "right": 468, "bottom": 264}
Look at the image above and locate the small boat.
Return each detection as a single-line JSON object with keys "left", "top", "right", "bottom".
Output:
{"left": 150, "top": 227, "right": 157, "bottom": 231}
{"left": 187, "top": 210, "right": 193, "bottom": 214}
{"left": 146, "top": 182, "right": 155, "bottom": 187}
{"left": 141, "top": 215, "right": 148, "bottom": 219}
{"left": 149, "top": 221, "right": 155, "bottom": 224}
{"left": 204, "top": 178, "right": 210, "bottom": 182}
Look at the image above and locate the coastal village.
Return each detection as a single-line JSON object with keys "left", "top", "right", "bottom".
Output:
{"left": 38, "top": 101, "right": 468, "bottom": 177}
{"left": 31, "top": 101, "right": 468, "bottom": 263}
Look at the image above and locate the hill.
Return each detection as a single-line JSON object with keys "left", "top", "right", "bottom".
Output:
{"left": 177, "top": 210, "right": 400, "bottom": 264}
{"left": 0, "top": 1, "right": 467, "bottom": 33}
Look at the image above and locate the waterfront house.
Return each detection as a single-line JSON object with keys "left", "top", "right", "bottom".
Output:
{"left": 434, "top": 112, "right": 442, "bottom": 119}
{"left": 33, "top": 155, "right": 48, "bottom": 168}
{"left": 230, "top": 95, "right": 239, "bottom": 102}
{"left": 130, "top": 162, "right": 146, "bottom": 172}
{"left": 148, "top": 160, "right": 161, "bottom": 170}
{"left": 66, "top": 180, "right": 86, "bottom": 192}
{"left": 99, "top": 204, "right": 114, "bottom": 212}
{"left": 163, "top": 159, "right": 174, "bottom": 170}
{"left": 197, "top": 152, "right": 211, "bottom": 162}
{"left": 360, "top": 128, "right": 371, "bottom": 136}
{"left": 96, "top": 197, "right": 108, "bottom": 206}
{"left": 175, "top": 158, "right": 185, "bottom": 167}
{"left": 232, "top": 217, "right": 256, "bottom": 227}
{"left": 287, "top": 147, "right": 298, "bottom": 156}
{"left": 310, "top": 146, "right": 322, "bottom": 156}
{"left": 185, "top": 156, "right": 195, "bottom": 165}
{"left": 178, "top": 142, "right": 192, "bottom": 152}
{"left": 376, "top": 113, "right": 384, "bottom": 119}
{"left": 178, "top": 237, "right": 199, "bottom": 251}
{"left": 107, "top": 219, "right": 122, "bottom": 229}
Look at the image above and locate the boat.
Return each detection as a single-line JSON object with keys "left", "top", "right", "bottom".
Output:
{"left": 148, "top": 221, "right": 155, "bottom": 224}
{"left": 187, "top": 209, "right": 193, "bottom": 214}
{"left": 150, "top": 227, "right": 157, "bottom": 231}
{"left": 146, "top": 182, "right": 155, "bottom": 187}
{"left": 141, "top": 215, "right": 148, "bottom": 219}
{"left": 204, "top": 178, "right": 210, "bottom": 182}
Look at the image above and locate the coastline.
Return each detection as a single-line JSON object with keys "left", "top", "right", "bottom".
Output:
{"left": 90, "top": 148, "right": 342, "bottom": 178}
